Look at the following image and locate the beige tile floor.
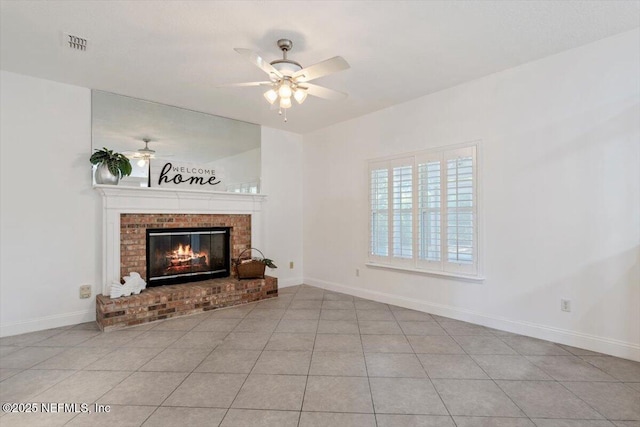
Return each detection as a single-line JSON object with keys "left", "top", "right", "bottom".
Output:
{"left": 1, "top": 284, "right": 638, "bottom": 427}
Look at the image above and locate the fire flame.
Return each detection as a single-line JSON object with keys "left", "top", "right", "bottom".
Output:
{"left": 161, "top": 242, "right": 208, "bottom": 271}
{"left": 169, "top": 244, "right": 205, "bottom": 263}
{"left": 175, "top": 244, "right": 194, "bottom": 257}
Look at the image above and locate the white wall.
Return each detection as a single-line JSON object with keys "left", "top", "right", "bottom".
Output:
{"left": 0, "top": 71, "right": 99, "bottom": 335}
{"left": 261, "top": 127, "right": 304, "bottom": 287}
{"left": 302, "top": 30, "right": 640, "bottom": 360}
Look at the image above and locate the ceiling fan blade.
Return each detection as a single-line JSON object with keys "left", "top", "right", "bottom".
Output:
{"left": 218, "top": 81, "right": 273, "bottom": 88}
{"left": 303, "top": 83, "right": 348, "bottom": 100}
{"left": 293, "top": 56, "right": 350, "bottom": 82}
{"left": 234, "top": 48, "right": 283, "bottom": 79}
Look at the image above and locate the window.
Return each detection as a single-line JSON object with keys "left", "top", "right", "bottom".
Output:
{"left": 369, "top": 144, "right": 479, "bottom": 277}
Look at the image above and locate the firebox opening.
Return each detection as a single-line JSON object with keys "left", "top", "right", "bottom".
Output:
{"left": 146, "top": 227, "right": 231, "bottom": 287}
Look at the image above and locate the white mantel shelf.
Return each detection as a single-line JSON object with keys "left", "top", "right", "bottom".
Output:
{"left": 94, "top": 184, "right": 267, "bottom": 295}
{"left": 94, "top": 184, "right": 267, "bottom": 212}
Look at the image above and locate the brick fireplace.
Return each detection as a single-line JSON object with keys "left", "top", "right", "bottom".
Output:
{"left": 94, "top": 186, "right": 275, "bottom": 330}
{"left": 120, "top": 213, "right": 251, "bottom": 282}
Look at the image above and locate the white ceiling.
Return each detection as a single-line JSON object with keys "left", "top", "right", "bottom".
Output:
{"left": 1, "top": 1, "right": 638, "bottom": 134}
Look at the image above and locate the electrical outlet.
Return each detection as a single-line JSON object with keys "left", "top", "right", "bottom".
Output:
{"left": 356, "top": 269, "right": 360, "bottom": 277}
{"left": 79, "top": 285, "right": 92, "bottom": 299}
{"left": 289, "top": 261, "right": 294, "bottom": 269}
{"left": 560, "top": 299, "right": 571, "bottom": 312}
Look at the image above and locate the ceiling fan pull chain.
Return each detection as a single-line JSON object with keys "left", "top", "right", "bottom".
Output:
{"left": 284, "top": 109, "right": 288, "bottom": 123}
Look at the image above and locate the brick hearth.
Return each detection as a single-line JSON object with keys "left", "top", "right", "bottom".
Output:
{"left": 96, "top": 276, "right": 277, "bottom": 331}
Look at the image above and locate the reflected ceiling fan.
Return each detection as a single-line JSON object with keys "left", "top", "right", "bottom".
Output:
{"left": 222, "top": 39, "right": 350, "bottom": 122}
{"left": 124, "top": 138, "right": 170, "bottom": 167}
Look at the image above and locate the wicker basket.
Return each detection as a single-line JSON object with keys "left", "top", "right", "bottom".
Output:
{"left": 234, "top": 248, "right": 266, "bottom": 280}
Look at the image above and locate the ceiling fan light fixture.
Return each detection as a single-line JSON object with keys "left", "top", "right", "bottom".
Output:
{"left": 278, "top": 81, "right": 292, "bottom": 98}
{"left": 279, "top": 97, "right": 292, "bottom": 109}
{"left": 263, "top": 89, "right": 278, "bottom": 104}
{"left": 137, "top": 158, "right": 147, "bottom": 167}
{"left": 294, "top": 88, "right": 307, "bottom": 104}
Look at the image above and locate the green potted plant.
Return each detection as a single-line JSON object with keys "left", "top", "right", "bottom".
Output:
{"left": 90, "top": 147, "right": 132, "bottom": 185}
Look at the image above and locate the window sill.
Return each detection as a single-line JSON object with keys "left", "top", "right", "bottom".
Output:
{"left": 365, "top": 262, "right": 485, "bottom": 282}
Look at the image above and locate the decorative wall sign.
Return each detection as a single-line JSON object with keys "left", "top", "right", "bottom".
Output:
{"left": 150, "top": 160, "right": 223, "bottom": 189}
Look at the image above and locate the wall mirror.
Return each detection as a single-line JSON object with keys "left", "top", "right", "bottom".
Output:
{"left": 91, "top": 90, "right": 261, "bottom": 192}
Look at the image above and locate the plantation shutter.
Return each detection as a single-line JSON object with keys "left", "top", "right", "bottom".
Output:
{"left": 443, "top": 146, "right": 477, "bottom": 274}
{"left": 391, "top": 160, "right": 413, "bottom": 263}
{"left": 369, "top": 162, "right": 390, "bottom": 260}
{"left": 416, "top": 154, "right": 442, "bottom": 269}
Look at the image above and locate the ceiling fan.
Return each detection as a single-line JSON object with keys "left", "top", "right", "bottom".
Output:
{"left": 223, "top": 39, "right": 350, "bottom": 121}
{"left": 124, "top": 138, "right": 160, "bottom": 167}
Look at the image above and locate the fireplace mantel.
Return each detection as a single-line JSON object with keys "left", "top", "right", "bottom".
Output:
{"left": 94, "top": 185, "right": 267, "bottom": 295}
{"left": 94, "top": 184, "right": 267, "bottom": 210}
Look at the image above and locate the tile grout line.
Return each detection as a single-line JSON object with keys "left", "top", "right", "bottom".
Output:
{"left": 494, "top": 333, "right": 620, "bottom": 423}
{"left": 27, "top": 328, "right": 157, "bottom": 425}
{"left": 466, "top": 331, "right": 537, "bottom": 422}
{"left": 218, "top": 291, "right": 294, "bottom": 425}
{"left": 73, "top": 309, "right": 226, "bottom": 425}
{"left": 296, "top": 285, "right": 315, "bottom": 427}
{"left": 433, "top": 314, "right": 538, "bottom": 425}
{"left": 400, "top": 310, "right": 458, "bottom": 426}
{"left": 356, "top": 299, "right": 379, "bottom": 427}
{"left": 25, "top": 327, "right": 151, "bottom": 425}
{"left": 213, "top": 304, "right": 268, "bottom": 425}
{"left": 133, "top": 308, "right": 237, "bottom": 426}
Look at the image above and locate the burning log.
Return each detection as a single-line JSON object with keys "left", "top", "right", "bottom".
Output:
{"left": 165, "top": 244, "right": 207, "bottom": 268}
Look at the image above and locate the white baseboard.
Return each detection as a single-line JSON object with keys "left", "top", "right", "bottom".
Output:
{"left": 304, "top": 277, "right": 640, "bottom": 362}
{"left": 276, "top": 277, "right": 304, "bottom": 288}
{"left": 0, "top": 310, "right": 95, "bottom": 338}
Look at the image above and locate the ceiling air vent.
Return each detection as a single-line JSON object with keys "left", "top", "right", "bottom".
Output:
{"left": 66, "top": 34, "right": 87, "bottom": 51}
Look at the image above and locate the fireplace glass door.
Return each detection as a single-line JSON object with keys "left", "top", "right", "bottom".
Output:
{"left": 146, "top": 227, "right": 230, "bottom": 286}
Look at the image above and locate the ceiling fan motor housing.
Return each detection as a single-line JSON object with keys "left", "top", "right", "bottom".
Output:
{"left": 270, "top": 61, "right": 302, "bottom": 77}
{"left": 271, "top": 39, "right": 302, "bottom": 77}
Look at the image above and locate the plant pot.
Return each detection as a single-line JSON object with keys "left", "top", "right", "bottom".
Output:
{"left": 95, "top": 163, "right": 120, "bottom": 185}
